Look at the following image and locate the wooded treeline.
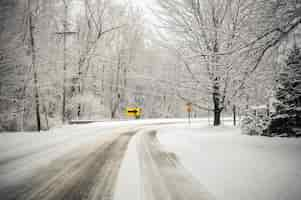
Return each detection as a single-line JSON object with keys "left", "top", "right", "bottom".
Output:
{"left": 0, "top": 0, "right": 300, "bottom": 132}
{"left": 0, "top": 0, "right": 181, "bottom": 131}
{"left": 155, "top": 0, "right": 301, "bottom": 126}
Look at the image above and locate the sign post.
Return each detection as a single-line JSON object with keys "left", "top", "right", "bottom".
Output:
{"left": 186, "top": 102, "right": 192, "bottom": 125}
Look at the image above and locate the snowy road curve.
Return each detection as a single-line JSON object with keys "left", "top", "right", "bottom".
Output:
{"left": 1, "top": 119, "right": 301, "bottom": 200}
{"left": 2, "top": 120, "right": 300, "bottom": 200}
{"left": 0, "top": 120, "right": 212, "bottom": 200}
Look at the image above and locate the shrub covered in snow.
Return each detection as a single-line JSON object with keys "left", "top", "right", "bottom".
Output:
{"left": 265, "top": 114, "right": 299, "bottom": 137}
{"left": 241, "top": 112, "right": 270, "bottom": 136}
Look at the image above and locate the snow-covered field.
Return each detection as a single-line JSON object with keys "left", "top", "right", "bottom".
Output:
{"left": 158, "top": 123, "right": 301, "bottom": 200}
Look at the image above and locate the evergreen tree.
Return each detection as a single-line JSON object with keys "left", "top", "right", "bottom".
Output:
{"left": 268, "top": 45, "right": 301, "bottom": 137}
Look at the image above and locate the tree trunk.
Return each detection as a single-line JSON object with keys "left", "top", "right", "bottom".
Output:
{"left": 111, "top": 93, "right": 121, "bottom": 119}
{"left": 213, "top": 80, "right": 222, "bottom": 126}
{"left": 62, "top": 83, "right": 66, "bottom": 122}
{"left": 111, "top": 111, "right": 115, "bottom": 119}
{"left": 62, "top": 2, "right": 68, "bottom": 123}
{"left": 101, "top": 64, "right": 105, "bottom": 105}
{"left": 20, "top": 78, "right": 27, "bottom": 131}
{"left": 29, "top": 6, "right": 41, "bottom": 132}
{"left": 77, "top": 104, "right": 81, "bottom": 119}
{"left": 43, "top": 104, "right": 49, "bottom": 130}
{"left": 213, "top": 109, "right": 221, "bottom": 126}
{"left": 110, "top": 55, "right": 122, "bottom": 119}
{"left": 233, "top": 105, "right": 236, "bottom": 126}
{"left": 77, "top": 64, "right": 82, "bottom": 119}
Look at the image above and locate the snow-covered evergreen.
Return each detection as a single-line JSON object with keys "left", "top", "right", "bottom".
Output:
{"left": 267, "top": 45, "right": 301, "bottom": 137}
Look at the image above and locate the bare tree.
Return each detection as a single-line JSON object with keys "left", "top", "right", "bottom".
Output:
{"left": 73, "top": 0, "right": 126, "bottom": 119}
{"left": 156, "top": 0, "right": 256, "bottom": 125}
{"left": 25, "top": 0, "right": 42, "bottom": 131}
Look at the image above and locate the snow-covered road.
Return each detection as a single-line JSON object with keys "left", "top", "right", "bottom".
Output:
{"left": 0, "top": 126, "right": 137, "bottom": 200}
{"left": 0, "top": 119, "right": 301, "bottom": 200}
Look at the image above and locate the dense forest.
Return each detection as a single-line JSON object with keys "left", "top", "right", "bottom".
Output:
{"left": 0, "top": 0, "right": 300, "bottom": 133}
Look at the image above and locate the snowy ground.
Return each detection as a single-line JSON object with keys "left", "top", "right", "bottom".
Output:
{"left": 157, "top": 123, "right": 301, "bottom": 200}
{"left": 1, "top": 118, "right": 300, "bottom": 200}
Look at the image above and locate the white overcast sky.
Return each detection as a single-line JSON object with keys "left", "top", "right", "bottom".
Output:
{"left": 71, "top": 0, "right": 158, "bottom": 23}
{"left": 130, "top": 0, "right": 159, "bottom": 24}
{"left": 130, "top": 0, "right": 155, "bottom": 8}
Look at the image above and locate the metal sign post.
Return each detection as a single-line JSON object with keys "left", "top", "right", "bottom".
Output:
{"left": 186, "top": 102, "right": 192, "bottom": 125}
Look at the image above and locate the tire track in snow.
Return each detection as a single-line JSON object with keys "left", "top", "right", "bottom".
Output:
{"left": 137, "top": 130, "right": 215, "bottom": 200}
{"left": 0, "top": 130, "right": 136, "bottom": 200}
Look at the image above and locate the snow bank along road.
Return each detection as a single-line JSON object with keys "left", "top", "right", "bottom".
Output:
{"left": 135, "top": 130, "right": 214, "bottom": 200}
{"left": 0, "top": 119, "right": 213, "bottom": 200}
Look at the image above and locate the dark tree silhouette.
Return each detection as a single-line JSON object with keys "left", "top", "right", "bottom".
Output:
{"left": 267, "top": 45, "right": 301, "bottom": 137}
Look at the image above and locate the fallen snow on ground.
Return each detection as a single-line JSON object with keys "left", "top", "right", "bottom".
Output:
{"left": 0, "top": 118, "right": 202, "bottom": 189}
{"left": 157, "top": 123, "right": 301, "bottom": 200}
{"left": 0, "top": 123, "right": 128, "bottom": 188}
{"left": 0, "top": 118, "right": 213, "bottom": 161}
{"left": 4, "top": 118, "right": 296, "bottom": 200}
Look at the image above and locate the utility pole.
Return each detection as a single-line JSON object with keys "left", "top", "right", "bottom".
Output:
{"left": 56, "top": 0, "right": 77, "bottom": 123}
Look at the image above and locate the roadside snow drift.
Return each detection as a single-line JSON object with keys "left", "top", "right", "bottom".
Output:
{"left": 157, "top": 124, "right": 301, "bottom": 200}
